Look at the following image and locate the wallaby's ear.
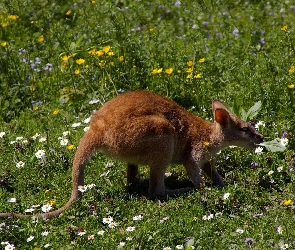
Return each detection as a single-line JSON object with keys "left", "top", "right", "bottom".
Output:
{"left": 214, "top": 108, "right": 230, "bottom": 127}
{"left": 212, "top": 100, "right": 229, "bottom": 112}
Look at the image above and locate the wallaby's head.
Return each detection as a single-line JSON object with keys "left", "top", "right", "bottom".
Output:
{"left": 212, "top": 100, "right": 264, "bottom": 149}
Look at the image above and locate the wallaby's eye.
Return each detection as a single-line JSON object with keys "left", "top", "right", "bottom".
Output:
{"left": 240, "top": 127, "right": 249, "bottom": 132}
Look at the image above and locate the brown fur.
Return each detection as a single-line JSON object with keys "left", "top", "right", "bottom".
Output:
{"left": 0, "top": 91, "right": 264, "bottom": 219}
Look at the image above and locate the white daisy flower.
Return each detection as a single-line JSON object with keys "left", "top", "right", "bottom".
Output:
{"left": 78, "top": 185, "right": 87, "bottom": 193}
{"left": 255, "top": 146, "right": 263, "bottom": 154}
{"left": 60, "top": 138, "right": 69, "bottom": 146}
{"left": 236, "top": 228, "right": 244, "bottom": 234}
{"left": 223, "top": 192, "right": 230, "bottom": 200}
{"left": 35, "top": 149, "right": 45, "bottom": 159}
{"left": 7, "top": 198, "right": 16, "bottom": 203}
{"left": 16, "top": 161, "right": 25, "bottom": 168}
{"left": 26, "top": 236, "right": 34, "bottom": 242}
{"left": 72, "top": 122, "right": 81, "bottom": 128}
{"left": 280, "top": 138, "right": 288, "bottom": 147}
{"left": 41, "top": 203, "right": 52, "bottom": 213}
{"left": 84, "top": 126, "right": 90, "bottom": 132}
{"left": 97, "top": 230, "right": 105, "bottom": 235}
{"left": 89, "top": 99, "right": 100, "bottom": 104}
{"left": 83, "top": 116, "right": 91, "bottom": 124}
{"left": 62, "top": 131, "right": 70, "bottom": 137}
{"left": 0, "top": 132, "right": 6, "bottom": 138}
{"left": 126, "top": 226, "right": 135, "bottom": 232}
{"left": 103, "top": 216, "right": 113, "bottom": 224}
{"left": 39, "top": 137, "right": 47, "bottom": 142}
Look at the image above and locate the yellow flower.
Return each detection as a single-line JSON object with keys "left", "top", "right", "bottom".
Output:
{"left": 177, "top": 70, "right": 181, "bottom": 74}
{"left": 283, "top": 199, "right": 292, "bottom": 206}
{"left": 49, "top": 200, "right": 56, "bottom": 206}
{"left": 8, "top": 15, "right": 19, "bottom": 21}
{"left": 76, "top": 58, "right": 85, "bottom": 65}
{"left": 66, "top": 9, "right": 72, "bottom": 16}
{"left": 109, "top": 61, "right": 114, "bottom": 66}
{"left": 186, "top": 67, "right": 193, "bottom": 73}
{"left": 53, "top": 109, "right": 59, "bottom": 115}
{"left": 45, "top": 189, "right": 50, "bottom": 194}
{"left": 30, "top": 86, "right": 36, "bottom": 92}
{"left": 102, "top": 45, "right": 111, "bottom": 54}
{"left": 85, "top": 65, "right": 89, "bottom": 69}
{"left": 33, "top": 248, "right": 42, "bottom": 250}
{"left": 152, "top": 68, "right": 163, "bottom": 74}
{"left": 149, "top": 28, "right": 154, "bottom": 32}
{"left": 119, "top": 56, "right": 124, "bottom": 62}
{"left": 1, "top": 23, "right": 9, "bottom": 27}
{"left": 98, "top": 61, "right": 105, "bottom": 67}
{"left": 88, "top": 49, "right": 96, "bottom": 55}
{"left": 289, "top": 66, "right": 295, "bottom": 73}
{"left": 199, "top": 58, "right": 205, "bottom": 63}
{"left": 67, "top": 144, "right": 75, "bottom": 150}
{"left": 288, "top": 84, "right": 295, "bottom": 89}
{"left": 38, "top": 35, "right": 44, "bottom": 43}
{"left": 1, "top": 42, "right": 7, "bottom": 47}
{"left": 107, "top": 52, "right": 114, "bottom": 56}
{"left": 61, "top": 55, "right": 69, "bottom": 61}
{"left": 281, "top": 25, "right": 288, "bottom": 31}
{"left": 92, "top": 1, "right": 96, "bottom": 4}
{"left": 187, "top": 61, "right": 193, "bottom": 67}
{"left": 194, "top": 73, "right": 202, "bottom": 79}
{"left": 165, "top": 68, "right": 173, "bottom": 75}
{"left": 186, "top": 74, "right": 192, "bottom": 79}
{"left": 204, "top": 141, "right": 210, "bottom": 146}
{"left": 74, "top": 69, "right": 80, "bottom": 75}
{"left": 33, "top": 106, "right": 39, "bottom": 111}
{"left": 96, "top": 50, "right": 103, "bottom": 56}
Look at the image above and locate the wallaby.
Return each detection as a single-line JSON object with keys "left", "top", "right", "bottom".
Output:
{"left": 0, "top": 91, "right": 263, "bottom": 219}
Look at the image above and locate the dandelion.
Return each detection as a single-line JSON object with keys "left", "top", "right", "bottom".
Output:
{"left": 165, "top": 68, "right": 173, "bottom": 75}
{"left": 126, "top": 226, "right": 135, "bottom": 232}
{"left": 281, "top": 25, "right": 288, "bottom": 31}
{"left": 35, "top": 149, "right": 45, "bottom": 159}
{"left": 41, "top": 231, "right": 49, "bottom": 236}
{"left": 78, "top": 185, "right": 87, "bottom": 193}
{"left": 289, "top": 66, "right": 295, "bottom": 73}
{"left": 41, "top": 204, "right": 52, "bottom": 213}
{"left": 283, "top": 199, "right": 292, "bottom": 206}
{"left": 277, "top": 226, "right": 283, "bottom": 234}
{"left": 60, "top": 138, "right": 69, "bottom": 146}
{"left": 0, "top": 132, "right": 5, "bottom": 138}
{"left": 67, "top": 144, "right": 75, "bottom": 150}
{"left": 38, "top": 35, "right": 44, "bottom": 43}
{"left": 65, "top": 9, "right": 72, "bottom": 16}
{"left": 98, "top": 230, "right": 105, "bottom": 235}
{"left": 199, "top": 58, "right": 205, "bottom": 63}
{"left": 16, "top": 161, "right": 25, "bottom": 168}
{"left": 119, "top": 56, "right": 124, "bottom": 62}
{"left": 288, "top": 84, "right": 295, "bottom": 89}
{"left": 7, "top": 198, "right": 16, "bottom": 203}
{"left": 280, "top": 138, "right": 288, "bottom": 147}
{"left": 72, "top": 122, "right": 81, "bottom": 128}
{"left": 255, "top": 146, "right": 263, "bottom": 154}
{"left": 27, "top": 236, "right": 35, "bottom": 242}
{"left": 53, "top": 109, "right": 59, "bottom": 115}
{"left": 76, "top": 58, "right": 85, "bottom": 65}
{"left": 102, "top": 45, "right": 111, "bottom": 54}
{"left": 236, "top": 228, "right": 244, "bottom": 234}
{"left": 223, "top": 192, "right": 230, "bottom": 200}
{"left": 1, "top": 42, "right": 7, "bottom": 47}
{"left": 187, "top": 61, "right": 193, "bottom": 67}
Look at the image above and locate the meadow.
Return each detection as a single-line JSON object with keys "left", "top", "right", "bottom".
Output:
{"left": 0, "top": 0, "right": 295, "bottom": 249}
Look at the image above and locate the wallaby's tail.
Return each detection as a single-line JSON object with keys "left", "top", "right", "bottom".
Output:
{"left": 0, "top": 128, "right": 101, "bottom": 219}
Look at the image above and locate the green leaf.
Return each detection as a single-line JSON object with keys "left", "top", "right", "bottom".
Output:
{"left": 246, "top": 101, "right": 262, "bottom": 120}
{"left": 258, "top": 139, "right": 286, "bottom": 152}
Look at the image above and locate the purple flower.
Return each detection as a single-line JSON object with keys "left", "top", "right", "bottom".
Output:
{"left": 291, "top": 5, "right": 295, "bottom": 10}
{"left": 260, "top": 38, "right": 265, "bottom": 45}
{"left": 233, "top": 28, "right": 239, "bottom": 37}
{"left": 203, "top": 21, "right": 209, "bottom": 26}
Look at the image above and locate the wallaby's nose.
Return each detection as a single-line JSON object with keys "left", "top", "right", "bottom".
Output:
{"left": 259, "top": 135, "right": 264, "bottom": 142}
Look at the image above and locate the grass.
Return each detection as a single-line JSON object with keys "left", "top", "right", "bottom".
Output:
{"left": 0, "top": 0, "right": 295, "bottom": 249}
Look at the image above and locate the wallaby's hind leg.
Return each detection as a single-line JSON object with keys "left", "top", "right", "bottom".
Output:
{"left": 148, "top": 166, "right": 166, "bottom": 199}
{"left": 202, "top": 161, "right": 225, "bottom": 187}
{"left": 127, "top": 163, "right": 139, "bottom": 186}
